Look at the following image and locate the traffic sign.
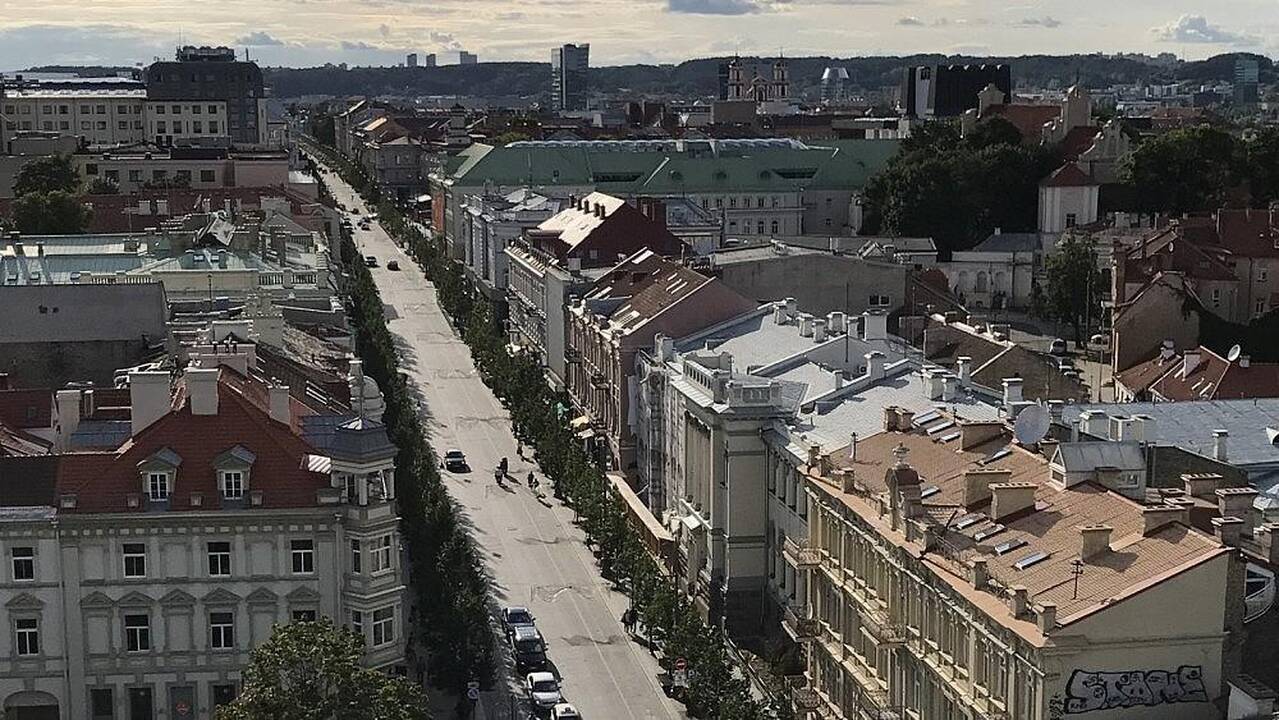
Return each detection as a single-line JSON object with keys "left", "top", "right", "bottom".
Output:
{"left": 672, "top": 669, "right": 688, "bottom": 688}
{"left": 674, "top": 657, "right": 687, "bottom": 671}
{"left": 467, "top": 687, "right": 480, "bottom": 702}
{"left": 175, "top": 701, "right": 191, "bottom": 717}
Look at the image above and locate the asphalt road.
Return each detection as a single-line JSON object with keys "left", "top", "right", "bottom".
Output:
{"left": 316, "top": 165, "right": 685, "bottom": 720}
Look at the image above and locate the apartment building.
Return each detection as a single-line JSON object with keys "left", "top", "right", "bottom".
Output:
{"left": 144, "top": 100, "right": 230, "bottom": 147}
{"left": 0, "top": 364, "right": 406, "bottom": 720}
{"left": 794, "top": 409, "right": 1237, "bottom": 720}
{"left": 1, "top": 86, "right": 146, "bottom": 147}
{"left": 460, "top": 189, "right": 565, "bottom": 304}
{"left": 74, "top": 148, "right": 288, "bottom": 195}
{"left": 145, "top": 46, "right": 268, "bottom": 148}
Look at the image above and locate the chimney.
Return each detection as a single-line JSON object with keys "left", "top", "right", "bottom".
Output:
{"left": 1009, "top": 586, "right": 1029, "bottom": 617}
{"left": 1211, "top": 516, "right": 1245, "bottom": 547}
{"left": 1160, "top": 338, "right": 1175, "bottom": 361}
{"left": 1213, "top": 429, "right": 1228, "bottom": 462}
{"left": 971, "top": 558, "right": 989, "bottom": 588}
{"left": 773, "top": 303, "right": 787, "bottom": 325}
{"left": 960, "top": 421, "right": 1004, "bottom": 451}
{"left": 864, "top": 351, "right": 886, "bottom": 380}
{"left": 1079, "top": 524, "right": 1113, "bottom": 561}
{"left": 1141, "top": 505, "right": 1186, "bottom": 536}
{"left": 269, "top": 384, "right": 291, "bottom": 424}
{"left": 1216, "top": 487, "right": 1259, "bottom": 535}
{"left": 1240, "top": 354, "right": 1252, "bottom": 368}
{"left": 943, "top": 373, "right": 960, "bottom": 401}
{"left": 1079, "top": 409, "right": 1108, "bottom": 437}
{"left": 784, "top": 297, "right": 797, "bottom": 322}
{"left": 957, "top": 356, "right": 972, "bottom": 385}
{"left": 1182, "top": 348, "right": 1201, "bottom": 377}
{"left": 186, "top": 368, "right": 220, "bottom": 416}
{"left": 1182, "top": 473, "right": 1222, "bottom": 499}
{"left": 54, "top": 389, "right": 82, "bottom": 452}
{"left": 1255, "top": 524, "right": 1279, "bottom": 564}
{"left": 129, "top": 371, "right": 171, "bottom": 435}
{"left": 861, "top": 311, "right": 887, "bottom": 341}
{"left": 1001, "top": 377, "right": 1023, "bottom": 405}
{"left": 924, "top": 369, "right": 946, "bottom": 400}
{"left": 798, "top": 313, "right": 814, "bottom": 337}
{"left": 1036, "top": 603, "right": 1057, "bottom": 634}
{"left": 813, "top": 318, "right": 827, "bottom": 343}
{"left": 990, "top": 481, "right": 1037, "bottom": 521}
{"left": 1131, "top": 414, "right": 1156, "bottom": 445}
{"left": 963, "top": 468, "right": 1011, "bottom": 508}
{"left": 827, "top": 311, "right": 846, "bottom": 334}
{"left": 883, "top": 406, "right": 900, "bottom": 432}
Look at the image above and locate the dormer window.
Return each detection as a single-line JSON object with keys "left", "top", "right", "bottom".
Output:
{"left": 147, "top": 472, "right": 170, "bottom": 502}
{"left": 221, "top": 471, "right": 244, "bottom": 500}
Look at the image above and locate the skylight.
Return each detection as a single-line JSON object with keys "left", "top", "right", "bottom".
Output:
{"left": 919, "top": 485, "right": 940, "bottom": 499}
{"left": 926, "top": 420, "right": 956, "bottom": 436}
{"left": 1013, "top": 551, "right": 1050, "bottom": 570}
{"left": 994, "top": 538, "right": 1027, "bottom": 555}
{"left": 913, "top": 410, "right": 941, "bottom": 426}
{"left": 973, "top": 524, "right": 1006, "bottom": 542}
{"left": 938, "top": 431, "right": 961, "bottom": 443}
{"left": 954, "top": 513, "right": 985, "bottom": 530}
{"left": 980, "top": 447, "right": 1012, "bottom": 465}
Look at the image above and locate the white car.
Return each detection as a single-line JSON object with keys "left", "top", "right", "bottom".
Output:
{"left": 525, "top": 672, "right": 562, "bottom": 711}
{"left": 551, "top": 703, "right": 581, "bottom": 719}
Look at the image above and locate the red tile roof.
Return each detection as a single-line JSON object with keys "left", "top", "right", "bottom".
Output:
{"left": 984, "top": 103, "right": 1062, "bottom": 141}
{"left": 0, "top": 389, "right": 52, "bottom": 429}
{"left": 1041, "top": 163, "right": 1097, "bottom": 188}
{"left": 1149, "top": 346, "right": 1279, "bottom": 401}
{"left": 1060, "top": 125, "right": 1101, "bottom": 160}
{"left": 55, "top": 370, "right": 329, "bottom": 514}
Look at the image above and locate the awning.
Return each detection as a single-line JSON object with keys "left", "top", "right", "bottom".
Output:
{"left": 609, "top": 473, "right": 674, "bottom": 545}
{"left": 680, "top": 514, "right": 704, "bottom": 533}
{"left": 570, "top": 415, "right": 591, "bottom": 430}
{"left": 575, "top": 428, "right": 596, "bottom": 440}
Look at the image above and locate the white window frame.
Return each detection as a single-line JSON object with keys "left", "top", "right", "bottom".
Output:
{"left": 351, "top": 610, "right": 364, "bottom": 641}
{"left": 209, "top": 611, "right": 235, "bottom": 650}
{"left": 221, "top": 471, "right": 244, "bottom": 500}
{"left": 11, "top": 546, "right": 34, "bottom": 582}
{"left": 350, "top": 539, "right": 362, "bottom": 574}
{"left": 371, "top": 606, "right": 394, "bottom": 646}
{"left": 124, "top": 614, "right": 151, "bottom": 652}
{"left": 147, "top": 472, "right": 170, "bottom": 501}
{"left": 122, "top": 543, "right": 147, "bottom": 578}
{"left": 207, "top": 541, "right": 231, "bottom": 577}
{"left": 291, "top": 539, "right": 314, "bottom": 574}
{"left": 14, "top": 617, "right": 39, "bottom": 656}
{"left": 372, "top": 535, "right": 393, "bottom": 573}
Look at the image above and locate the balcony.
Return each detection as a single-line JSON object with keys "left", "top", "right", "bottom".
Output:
{"left": 782, "top": 604, "right": 819, "bottom": 641}
{"left": 792, "top": 686, "right": 821, "bottom": 712}
{"left": 783, "top": 537, "right": 822, "bottom": 568}
{"left": 860, "top": 604, "right": 905, "bottom": 646}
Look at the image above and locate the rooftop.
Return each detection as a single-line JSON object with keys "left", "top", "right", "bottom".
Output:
{"left": 1073, "top": 399, "right": 1279, "bottom": 471}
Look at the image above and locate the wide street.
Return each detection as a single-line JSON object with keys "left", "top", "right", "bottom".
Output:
{"left": 315, "top": 162, "right": 686, "bottom": 720}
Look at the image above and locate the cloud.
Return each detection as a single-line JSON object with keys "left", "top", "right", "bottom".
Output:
{"left": 896, "top": 16, "right": 924, "bottom": 26}
{"left": 340, "top": 40, "right": 380, "bottom": 51}
{"left": 235, "top": 31, "right": 284, "bottom": 46}
{"left": 1017, "top": 16, "right": 1061, "bottom": 28}
{"left": 1152, "top": 15, "right": 1253, "bottom": 44}
{"left": 378, "top": 23, "right": 391, "bottom": 38}
{"left": 667, "top": 0, "right": 762, "bottom": 16}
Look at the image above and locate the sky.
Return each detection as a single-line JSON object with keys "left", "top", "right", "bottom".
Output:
{"left": 0, "top": 0, "right": 1274, "bottom": 69}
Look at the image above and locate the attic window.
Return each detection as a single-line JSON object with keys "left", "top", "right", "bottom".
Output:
{"left": 758, "top": 170, "right": 771, "bottom": 180}
{"left": 147, "top": 472, "right": 170, "bottom": 502}
{"left": 1013, "top": 550, "right": 1050, "bottom": 570}
{"left": 221, "top": 471, "right": 244, "bottom": 499}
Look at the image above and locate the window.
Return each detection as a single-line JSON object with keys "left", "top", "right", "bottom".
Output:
{"left": 372, "top": 606, "right": 394, "bottom": 646}
{"left": 14, "top": 617, "right": 39, "bottom": 655}
{"left": 128, "top": 687, "right": 153, "bottom": 720}
{"left": 58, "top": 105, "right": 69, "bottom": 115}
{"left": 1257, "top": 299, "right": 1267, "bottom": 316}
{"left": 152, "top": 170, "right": 167, "bottom": 182}
{"left": 192, "top": 121, "right": 203, "bottom": 134}
{"left": 171, "top": 105, "right": 181, "bottom": 114}
{"left": 350, "top": 539, "right": 362, "bottom": 574}
{"left": 105, "top": 169, "right": 119, "bottom": 183}
{"left": 97, "top": 121, "right": 107, "bottom": 130}
{"left": 155, "top": 121, "right": 167, "bottom": 134}
{"left": 212, "top": 684, "right": 237, "bottom": 708}
{"left": 200, "top": 169, "right": 216, "bottom": 183}
{"left": 41, "top": 105, "right": 52, "bottom": 115}
{"left": 175, "top": 170, "right": 191, "bottom": 184}
{"left": 11, "top": 546, "right": 34, "bottom": 581}
{"left": 291, "top": 539, "right": 314, "bottom": 574}
{"left": 155, "top": 105, "right": 165, "bottom": 114}
{"left": 757, "top": 220, "right": 765, "bottom": 235}
{"left": 146, "top": 472, "right": 169, "bottom": 501}
{"left": 1212, "top": 288, "right": 1222, "bottom": 307}
{"left": 209, "top": 612, "right": 235, "bottom": 649}
{"left": 118, "top": 121, "right": 128, "bottom": 130}
{"left": 207, "top": 541, "right": 231, "bottom": 577}
{"left": 1065, "top": 213, "right": 1077, "bottom": 228}
{"left": 192, "top": 105, "right": 201, "bottom": 114}
{"left": 91, "top": 688, "right": 114, "bottom": 720}
{"left": 208, "top": 105, "right": 219, "bottom": 115}
{"left": 757, "top": 196, "right": 765, "bottom": 208}
{"left": 770, "top": 220, "right": 779, "bottom": 234}
{"left": 291, "top": 609, "right": 317, "bottom": 622}
{"left": 96, "top": 104, "right": 106, "bottom": 114}
{"left": 372, "top": 535, "right": 393, "bottom": 573}
{"left": 869, "top": 294, "right": 891, "bottom": 307}
{"left": 123, "top": 543, "right": 146, "bottom": 578}
{"left": 128, "top": 169, "right": 142, "bottom": 183}
{"left": 124, "top": 614, "right": 151, "bottom": 651}
{"left": 208, "top": 120, "right": 219, "bottom": 134}
{"left": 350, "top": 610, "right": 364, "bottom": 639}
{"left": 1261, "top": 267, "right": 1269, "bottom": 283}
{"left": 59, "top": 121, "right": 69, "bottom": 130}
{"left": 81, "top": 121, "right": 91, "bottom": 130}
{"left": 729, "top": 197, "right": 737, "bottom": 208}
{"left": 221, "top": 471, "right": 243, "bottom": 499}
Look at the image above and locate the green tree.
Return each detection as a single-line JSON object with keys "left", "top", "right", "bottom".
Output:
{"left": 11, "top": 191, "right": 91, "bottom": 234}
{"left": 1119, "top": 125, "right": 1239, "bottom": 215}
{"left": 13, "top": 154, "right": 80, "bottom": 196}
{"left": 1241, "top": 126, "right": 1279, "bottom": 206}
{"left": 1040, "top": 233, "right": 1104, "bottom": 344}
{"left": 86, "top": 177, "right": 120, "bottom": 195}
{"left": 215, "top": 620, "right": 431, "bottom": 720}
{"left": 487, "top": 131, "right": 530, "bottom": 146}
{"left": 963, "top": 117, "right": 1024, "bottom": 150}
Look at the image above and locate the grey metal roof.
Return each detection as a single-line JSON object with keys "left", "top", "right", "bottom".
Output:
{"left": 969, "top": 232, "right": 1041, "bottom": 254}
{"left": 70, "top": 420, "right": 130, "bottom": 449}
{"left": 1053, "top": 442, "right": 1145, "bottom": 472}
{"left": 325, "top": 416, "right": 397, "bottom": 463}
{"left": 0, "top": 283, "right": 167, "bottom": 343}
{"left": 1074, "top": 399, "right": 1279, "bottom": 472}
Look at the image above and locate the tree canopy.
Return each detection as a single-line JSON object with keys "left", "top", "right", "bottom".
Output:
{"left": 13, "top": 154, "right": 80, "bottom": 197}
{"left": 11, "top": 191, "right": 91, "bottom": 234}
{"left": 1118, "top": 126, "right": 1238, "bottom": 215}
{"left": 861, "top": 118, "right": 1061, "bottom": 257}
{"left": 214, "top": 620, "right": 431, "bottom": 720}
{"left": 1038, "top": 233, "right": 1104, "bottom": 344}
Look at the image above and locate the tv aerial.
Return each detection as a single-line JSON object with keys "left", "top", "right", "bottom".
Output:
{"left": 1013, "top": 404, "right": 1051, "bottom": 446}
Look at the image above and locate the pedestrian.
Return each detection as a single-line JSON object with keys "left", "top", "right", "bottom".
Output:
{"left": 516, "top": 442, "right": 524, "bottom": 460}
{"left": 527, "top": 471, "right": 536, "bottom": 490}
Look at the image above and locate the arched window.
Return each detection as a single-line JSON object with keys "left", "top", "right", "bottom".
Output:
{"left": 757, "top": 220, "right": 765, "bottom": 235}
{"left": 770, "top": 220, "right": 779, "bottom": 235}
{"left": 976, "top": 272, "right": 989, "bottom": 293}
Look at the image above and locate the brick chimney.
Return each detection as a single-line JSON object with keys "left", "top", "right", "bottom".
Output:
{"left": 1216, "top": 487, "right": 1259, "bottom": 534}
{"left": 990, "top": 481, "right": 1037, "bottom": 521}
{"left": 1211, "top": 516, "right": 1245, "bottom": 547}
{"left": 187, "top": 368, "right": 220, "bottom": 416}
{"left": 1141, "top": 505, "right": 1186, "bottom": 536}
{"left": 963, "top": 468, "right": 1011, "bottom": 508}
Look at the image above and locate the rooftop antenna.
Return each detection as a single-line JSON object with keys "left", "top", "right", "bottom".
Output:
{"left": 1228, "top": 344, "right": 1242, "bottom": 363}
{"left": 1013, "top": 404, "right": 1051, "bottom": 446}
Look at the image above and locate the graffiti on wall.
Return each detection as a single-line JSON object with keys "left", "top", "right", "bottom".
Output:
{"left": 1063, "top": 665, "right": 1208, "bottom": 714}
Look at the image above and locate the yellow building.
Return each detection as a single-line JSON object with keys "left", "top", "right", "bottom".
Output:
{"left": 796, "top": 406, "right": 1238, "bottom": 720}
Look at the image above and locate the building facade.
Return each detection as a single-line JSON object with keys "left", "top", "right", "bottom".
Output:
{"left": 551, "top": 44, "right": 590, "bottom": 113}
{"left": 145, "top": 47, "right": 268, "bottom": 148}
{"left": 1, "top": 87, "right": 146, "bottom": 147}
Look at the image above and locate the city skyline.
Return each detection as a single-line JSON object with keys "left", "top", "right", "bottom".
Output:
{"left": 0, "top": 0, "right": 1274, "bottom": 70}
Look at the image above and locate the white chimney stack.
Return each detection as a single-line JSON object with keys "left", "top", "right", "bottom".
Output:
{"left": 1213, "top": 429, "right": 1228, "bottom": 462}
{"left": 54, "top": 389, "right": 81, "bottom": 451}
{"left": 861, "top": 311, "right": 888, "bottom": 341}
{"left": 186, "top": 368, "right": 220, "bottom": 416}
{"left": 798, "top": 313, "right": 814, "bottom": 337}
{"left": 813, "top": 318, "right": 827, "bottom": 343}
{"left": 129, "top": 371, "right": 172, "bottom": 435}
{"left": 957, "top": 355, "right": 972, "bottom": 385}
{"left": 864, "top": 351, "right": 886, "bottom": 381}
{"left": 1002, "top": 377, "right": 1024, "bottom": 405}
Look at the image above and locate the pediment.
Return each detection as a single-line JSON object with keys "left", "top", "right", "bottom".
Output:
{"left": 285, "top": 586, "right": 321, "bottom": 603}
{"left": 202, "top": 587, "right": 242, "bottom": 605}
{"left": 5, "top": 592, "right": 44, "bottom": 610}
{"left": 160, "top": 589, "right": 197, "bottom": 607}
{"left": 80, "top": 591, "right": 114, "bottom": 609}
{"left": 245, "top": 587, "right": 279, "bottom": 605}
{"left": 117, "top": 591, "right": 154, "bottom": 607}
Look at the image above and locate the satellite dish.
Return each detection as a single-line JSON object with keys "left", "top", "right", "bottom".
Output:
{"left": 1228, "top": 344, "right": 1242, "bottom": 363}
{"left": 1014, "top": 405, "right": 1051, "bottom": 446}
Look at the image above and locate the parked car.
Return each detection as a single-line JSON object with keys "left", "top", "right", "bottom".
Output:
{"left": 511, "top": 625, "right": 547, "bottom": 669}
{"left": 525, "top": 672, "right": 562, "bottom": 713}
{"left": 551, "top": 703, "right": 581, "bottom": 719}
{"left": 1049, "top": 338, "right": 1068, "bottom": 355}
{"left": 364, "top": 256, "right": 378, "bottom": 268}
{"left": 387, "top": 260, "right": 400, "bottom": 271}
{"left": 502, "top": 606, "right": 536, "bottom": 639}
{"left": 443, "top": 449, "right": 468, "bottom": 472}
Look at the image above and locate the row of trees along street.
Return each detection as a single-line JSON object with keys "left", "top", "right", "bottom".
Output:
{"left": 303, "top": 141, "right": 792, "bottom": 719}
